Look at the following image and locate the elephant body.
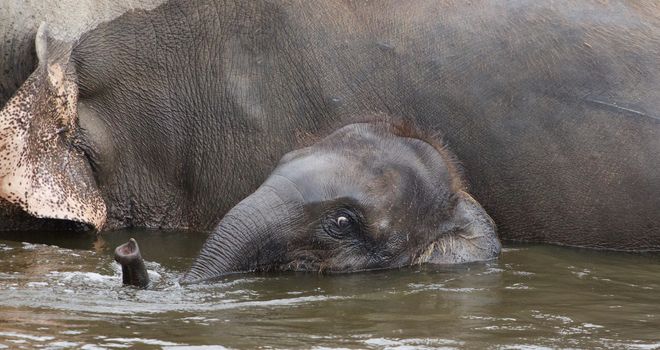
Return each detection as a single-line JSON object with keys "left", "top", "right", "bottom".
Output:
{"left": 1, "top": 0, "right": 659, "bottom": 251}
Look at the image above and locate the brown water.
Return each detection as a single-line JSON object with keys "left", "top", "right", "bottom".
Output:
{"left": 0, "top": 230, "right": 658, "bottom": 349}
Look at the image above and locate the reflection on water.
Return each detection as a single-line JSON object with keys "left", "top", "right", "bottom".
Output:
{"left": 0, "top": 230, "right": 659, "bottom": 349}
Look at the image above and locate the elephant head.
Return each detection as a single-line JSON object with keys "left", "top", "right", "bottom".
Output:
{"left": 0, "top": 23, "right": 105, "bottom": 230}
{"left": 181, "top": 122, "right": 500, "bottom": 283}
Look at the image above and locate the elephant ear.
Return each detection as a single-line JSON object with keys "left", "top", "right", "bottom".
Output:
{"left": 416, "top": 191, "right": 500, "bottom": 265}
{"left": 0, "top": 23, "right": 106, "bottom": 230}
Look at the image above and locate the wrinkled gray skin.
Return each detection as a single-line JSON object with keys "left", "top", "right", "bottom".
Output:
{"left": 183, "top": 123, "right": 500, "bottom": 283}
{"left": 1, "top": 0, "right": 659, "bottom": 264}
{"left": 0, "top": 0, "right": 165, "bottom": 108}
{"left": 114, "top": 238, "right": 150, "bottom": 288}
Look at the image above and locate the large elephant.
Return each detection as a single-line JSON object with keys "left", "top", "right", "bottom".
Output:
{"left": 1, "top": 0, "right": 659, "bottom": 270}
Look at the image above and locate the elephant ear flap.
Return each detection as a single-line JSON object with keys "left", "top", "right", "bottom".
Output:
{"left": 0, "top": 23, "right": 106, "bottom": 230}
{"left": 417, "top": 191, "right": 500, "bottom": 265}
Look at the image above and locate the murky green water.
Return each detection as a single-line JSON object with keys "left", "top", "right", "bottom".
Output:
{"left": 0, "top": 230, "right": 658, "bottom": 349}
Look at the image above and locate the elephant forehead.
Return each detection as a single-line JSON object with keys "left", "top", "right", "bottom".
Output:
{"left": 272, "top": 152, "right": 408, "bottom": 204}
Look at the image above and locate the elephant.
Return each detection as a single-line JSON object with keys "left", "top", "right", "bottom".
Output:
{"left": 2, "top": 0, "right": 659, "bottom": 272}
{"left": 181, "top": 122, "right": 502, "bottom": 283}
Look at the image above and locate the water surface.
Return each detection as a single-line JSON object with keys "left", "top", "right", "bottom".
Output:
{"left": 0, "top": 230, "right": 658, "bottom": 349}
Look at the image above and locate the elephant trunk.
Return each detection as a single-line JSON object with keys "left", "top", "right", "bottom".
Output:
{"left": 115, "top": 238, "right": 150, "bottom": 288}
{"left": 180, "top": 185, "right": 293, "bottom": 284}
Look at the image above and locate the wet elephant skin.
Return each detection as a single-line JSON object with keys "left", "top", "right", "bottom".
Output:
{"left": 0, "top": 0, "right": 658, "bottom": 251}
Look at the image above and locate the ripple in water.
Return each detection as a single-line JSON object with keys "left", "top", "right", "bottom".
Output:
{"left": 0, "top": 233, "right": 659, "bottom": 349}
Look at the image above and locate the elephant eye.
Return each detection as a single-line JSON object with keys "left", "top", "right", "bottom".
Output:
{"left": 323, "top": 209, "right": 360, "bottom": 239}
{"left": 336, "top": 216, "right": 350, "bottom": 228}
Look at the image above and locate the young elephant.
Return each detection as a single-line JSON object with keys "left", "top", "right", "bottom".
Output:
{"left": 181, "top": 123, "right": 500, "bottom": 284}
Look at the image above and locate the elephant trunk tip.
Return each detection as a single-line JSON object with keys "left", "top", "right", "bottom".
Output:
{"left": 179, "top": 262, "right": 214, "bottom": 285}
{"left": 179, "top": 270, "right": 205, "bottom": 285}
{"left": 178, "top": 273, "right": 197, "bottom": 285}
{"left": 114, "top": 238, "right": 150, "bottom": 288}
{"left": 114, "top": 238, "right": 140, "bottom": 265}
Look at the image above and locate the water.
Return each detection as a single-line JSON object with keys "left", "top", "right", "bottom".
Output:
{"left": 0, "top": 230, "right": 658, "bottom": 349}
